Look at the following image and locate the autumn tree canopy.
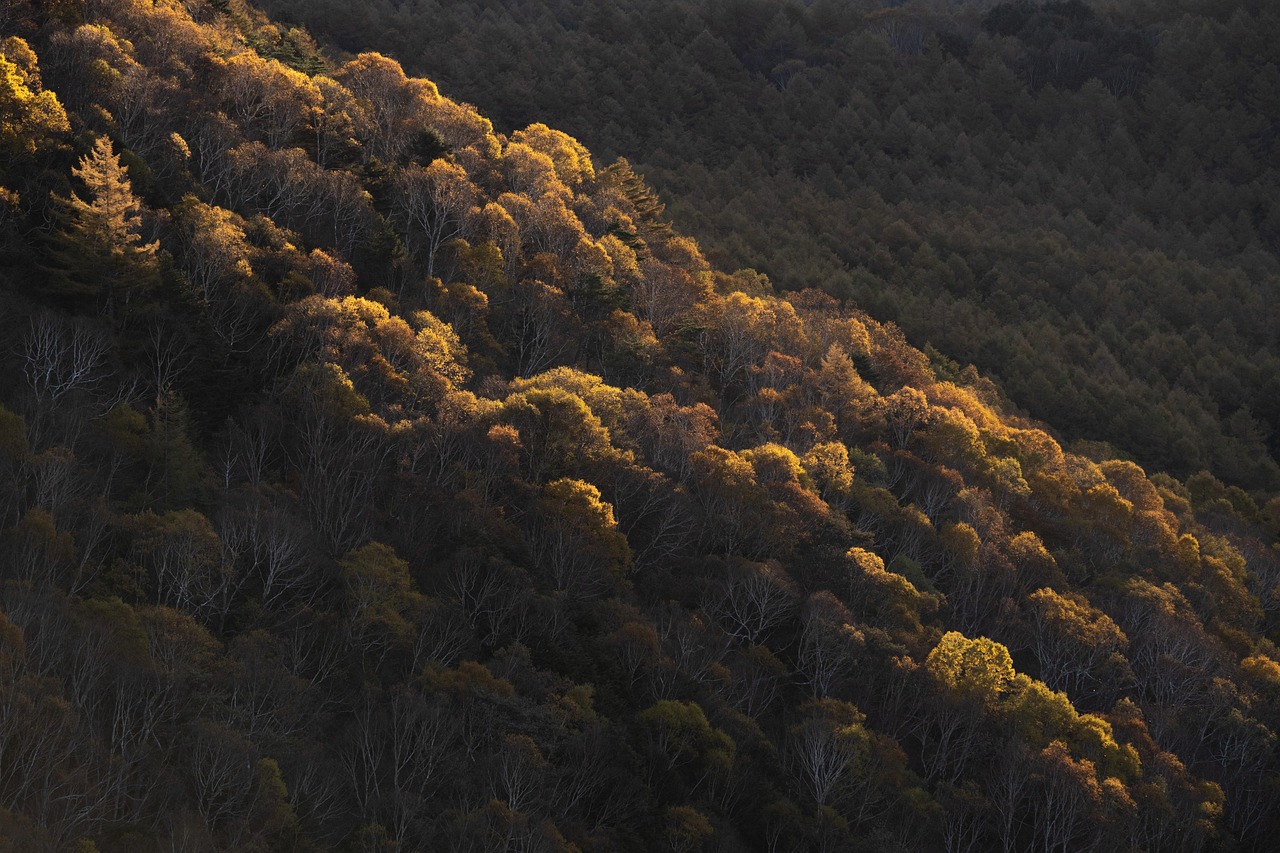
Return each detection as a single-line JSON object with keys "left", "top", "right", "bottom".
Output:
{"left": 0, "top": 0, "right": 1275, "bottom": 851}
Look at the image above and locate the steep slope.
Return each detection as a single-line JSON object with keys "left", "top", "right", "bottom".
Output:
{"left": 0, "top": 1, "right": 1276, "bottom": 851}
{"left": 257, "top": 0, "right": 1280, "bottom": 493}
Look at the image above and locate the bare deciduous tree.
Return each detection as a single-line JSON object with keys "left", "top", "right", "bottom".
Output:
{"left": 702, "top": 559, "right": 796, "bottom": 645}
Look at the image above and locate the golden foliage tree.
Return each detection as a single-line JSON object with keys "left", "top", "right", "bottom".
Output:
{"left": 43, "top": 136, "right": 158, "bottom": 316}
{"left": 0, "top": 38, "right": 68, "bottom": 159}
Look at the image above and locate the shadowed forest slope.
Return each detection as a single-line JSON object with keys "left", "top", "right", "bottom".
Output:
{"left": 259, "top": 0, "right": 1280, "bottom": 493}
{"left": 0, "top": 0, "right": 1278, "bottom": 851}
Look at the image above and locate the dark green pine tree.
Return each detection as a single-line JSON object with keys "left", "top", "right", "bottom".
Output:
{"left": 42, "top": 135, "right": 159, "bottom": 318}
{"left": 604, "top": 157, "right": 673, "bottom": 238}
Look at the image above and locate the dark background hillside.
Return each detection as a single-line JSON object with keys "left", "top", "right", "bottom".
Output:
{"left": 258, "top": 0, "right": 1280, "bottom": 493}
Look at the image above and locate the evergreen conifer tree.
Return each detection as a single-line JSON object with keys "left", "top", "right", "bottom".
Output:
{"left": 42, "top": 136, "right": 159, "bottom": 317}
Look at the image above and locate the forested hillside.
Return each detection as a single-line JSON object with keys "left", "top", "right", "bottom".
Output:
{"left": 0, "top": 0, "right": 1278, "bottom": 851}
{"left": 258, "top": 0, "right": 1280, "bottom": 494}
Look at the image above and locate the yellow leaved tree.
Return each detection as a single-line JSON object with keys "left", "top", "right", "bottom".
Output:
{"left": 43, "top": 136, "right": 159, "bottom": 316}
{"left": 0, "top": 37, "right": 68, "bottom": 160}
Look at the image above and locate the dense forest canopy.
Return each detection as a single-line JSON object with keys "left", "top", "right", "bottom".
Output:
{"left": 0, "top": 0, "right": 1278, "bottom": 851}
{"left": 257, "top": 0, "right": 1280, "bottom": 494}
